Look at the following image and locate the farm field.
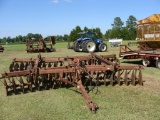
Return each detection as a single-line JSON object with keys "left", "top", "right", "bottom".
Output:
{"left": 0, "top": 41, "right": 160, "bottom": 120}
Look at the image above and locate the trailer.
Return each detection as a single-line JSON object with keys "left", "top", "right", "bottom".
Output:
{"left": 119, "top": 45, "right": 160, "bottom": 68}
{"left": 109, "top": 39, "right": 122, "bottom": 47}
{"left": 119, "top": 14, "right": 160, "bottom": 68}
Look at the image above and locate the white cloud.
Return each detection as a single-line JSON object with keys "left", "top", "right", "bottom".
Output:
{"left": 51, "top": 0, "right": 60, "bottom": 3}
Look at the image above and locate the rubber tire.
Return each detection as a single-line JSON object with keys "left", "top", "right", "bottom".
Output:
{"left": 73, "top": 41, "right": 80, "bottom": 52}
{"left": 81, "top": 41, "right": 87, "bottom": 52}
{"left": 98, "top": 43, "right": 107, "bottom": 52}
{"left": 82, "top": 40, "right": 96, "bottom": 52}
{"left": 142, "top": 59, "right": 150, "bottom": 67}
{"left": 156, "top": 59, "right": 160, "bottom": 68}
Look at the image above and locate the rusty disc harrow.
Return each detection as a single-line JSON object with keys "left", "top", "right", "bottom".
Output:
{"left": 0, "top": 53, "right": 144, "bottom": 113}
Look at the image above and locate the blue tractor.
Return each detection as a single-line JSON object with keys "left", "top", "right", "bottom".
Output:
{"left": 72, "top": 31, "right": 107, "bottom": 52}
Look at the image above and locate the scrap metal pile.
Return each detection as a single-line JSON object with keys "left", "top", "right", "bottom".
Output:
{"left": 26, "top": 36, "right": 56, "bottom": 53}
{"left": 0, "top": 53, "right": 143, "bottom": 113}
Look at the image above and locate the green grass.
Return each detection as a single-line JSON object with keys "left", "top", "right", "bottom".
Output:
{"left": 0, "top": 41, "right": 160, "bottom": 120}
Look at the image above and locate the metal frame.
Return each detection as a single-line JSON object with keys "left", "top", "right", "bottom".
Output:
{"left": 0, "top": 53, "right": 144, "bottom": 113}
{"left": 26, "top": 37, "right": 56, "bottom": 53}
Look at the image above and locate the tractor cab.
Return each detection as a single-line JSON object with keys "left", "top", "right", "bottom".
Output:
{"left": 78, "top": 31, "right": 101, "bottom": 42}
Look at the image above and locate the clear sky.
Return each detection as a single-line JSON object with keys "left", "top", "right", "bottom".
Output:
{"left": 0, "top": 0, "right": 160, "bottom": 38}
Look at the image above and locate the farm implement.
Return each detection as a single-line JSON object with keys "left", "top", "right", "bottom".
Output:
{"left": 26, "top": 36, "right": 56, "bottom": 53}
{"left": 0, "top": 46, "right": 4, "bottom": 52}
{"left": 120, "top": 14, "right": 160, "bottom": 68}
{"left": 119, "top": 45, "right": 160, "bottom": 68}
{"left": 0, "top": 53, "right": 143, "bottom": 113}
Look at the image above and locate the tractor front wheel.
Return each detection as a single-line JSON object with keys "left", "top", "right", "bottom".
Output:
{"left": 98, "top": 43, "right": 107, "bottom": 52}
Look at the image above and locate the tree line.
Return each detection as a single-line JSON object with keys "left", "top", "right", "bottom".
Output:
{"left": 105, "top": 15, "right": 137, "bottom": 40}
{"left": 0, "top": 15, "right": 137, "bottom": 43}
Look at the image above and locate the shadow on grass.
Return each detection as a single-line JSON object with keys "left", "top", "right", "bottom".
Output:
{"left": 6, "top": 87, "right": 38, "bottom": 96}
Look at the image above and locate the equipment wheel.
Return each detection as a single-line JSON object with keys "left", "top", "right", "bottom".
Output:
{"left": 156, "top": 59, "right": 160, "bottom": 68}
{"left": 81, "top": 41, "right": 87, "bottom": 52}
{"left": 20, "top": 62, "right": 25, "bottom": 70}
{"left": 73, "top": 41, "right": 81, "bottom": 52}
{"left": 14, "top": 63, "right": 19, "bottom": 71}
{"left": 142, "top": 59, "right": 150, "bottom": 67}
{"left": 98, "top": 43, "right": 107, "bottom": 52}
{"left": 83, "top": 40, "right": 96, "bottom": 52}
{"left": 9, "top": 64, "right": 14, "bottom": 72}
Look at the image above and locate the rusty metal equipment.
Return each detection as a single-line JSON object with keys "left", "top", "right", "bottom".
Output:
{"left": 120, "top": 14, "right": 160, "bottom": 68}
{"left": 136, "top": 14, "right": 160, "bottom": 50}
{"left": 136, "top": 14, "right": 160, "bottom": 42}
{"left": 0, "top": 46, "right": 4, "bottom": 52}
{"left": 26, "top": 36, "right": 56, "bottom": 53}
{"left": 0, "top": 53, "right": 143, "bottom": 113}
{"left": 119, "top": 45, "right": 160, "bottom": 68}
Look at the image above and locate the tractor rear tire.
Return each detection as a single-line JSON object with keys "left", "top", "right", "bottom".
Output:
{"left": 82, "top": 40, "right": 96, "bottom": 52}
{"left": 81, "top": 41, "right": 87, "bottom": 52}
{"left": 98, "top": 43, "right": 107, "bottom": 52}
{"left": 73, "top": 41, "right": 80, "bottom": 52}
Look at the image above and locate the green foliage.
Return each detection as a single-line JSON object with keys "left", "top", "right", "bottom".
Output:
{"left": 92, "top": 27, "right": 103, "bottom": 38}
{"left": 126, "top": 15, "right": 137, "bottom": 28}
{"left": 68, "top": 25, "right": 82, "bottom": 42}
{"left": 26, "top": 33, "right": 42, "bottom": 41}
{"left": 2, "top": 37, "right": 7, "bottom": 43}
{"left": 126, "top": 15, "right": 137, "bottom": 40}
{"left": 111, "top": 17, "right": 124, "bottom": 29}
{"left": 55, "top": 35, "right": 63, "bottom": 41}
{"left": 106, "top": 28, "right": 122, "bottom": 39}
{"left": 106, "top": 15, "right": 137, "bottom": 40}
{"left": 0, "top": 33, "right": 43, "bottom": 44}
{"left": 84, "top": 26, "right": 89, "bottom": 31}
{"left": 69, "top": 26, "right": 103, "bottom": 42}
{"left": 63, "top": 34, "right": 69, "bottom": 41}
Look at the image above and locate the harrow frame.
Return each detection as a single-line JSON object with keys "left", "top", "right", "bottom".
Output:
{"left": 26, "top": 36, "right": 56, "bottom": 53}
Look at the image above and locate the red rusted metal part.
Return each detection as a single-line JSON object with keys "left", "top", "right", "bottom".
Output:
{"left": 26, "top": 37, "right": 56, "bottom": 53}
{"left": 91, "top": 53, "right": 116, "bottom": 66}
{"left": 0, "top": 53, "right": 144, "bottom": 113}
{"left": 0, "top": 46, "right": 4, "bottom": 52}
{"left": 77, "top": 80, "right": 98, "bottom": 112}
{"left": 119, "top": 45, "right": 160, "bottom": 68}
